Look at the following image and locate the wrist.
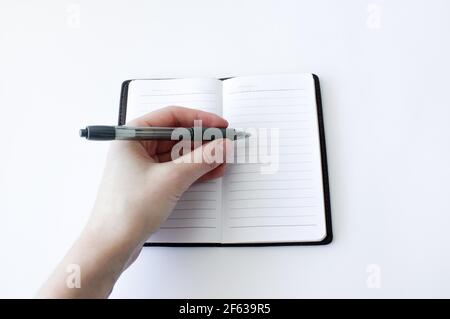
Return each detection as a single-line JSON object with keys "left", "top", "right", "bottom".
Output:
{"left": 82, "top": 216, "right": 142, "bottom": 270}
{"left": 69, "top": 226, "right": 134, "bottom": 297}
{"left": 37, "top": 224, "right": 134, "bottom": 298}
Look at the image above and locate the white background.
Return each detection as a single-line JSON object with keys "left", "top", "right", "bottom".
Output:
{"left": 1, "top": 0, "right": 450, "bottom": 298}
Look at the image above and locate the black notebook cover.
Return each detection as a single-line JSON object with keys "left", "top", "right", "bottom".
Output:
{"left": 118, "top": 75, "right": 333, "bottom": 246}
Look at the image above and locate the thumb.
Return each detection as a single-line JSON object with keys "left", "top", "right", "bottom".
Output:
{"left": 164, "top": 138, "right": 233, "bottom": 190}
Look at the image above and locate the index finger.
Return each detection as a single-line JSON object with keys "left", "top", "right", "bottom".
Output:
{"left": 128, "top": 106, "right": 228, "bottom": 128}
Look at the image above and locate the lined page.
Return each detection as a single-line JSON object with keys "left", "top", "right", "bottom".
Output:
{"left": 222, "top": 74, "right": 327, "bottom": 243}
{"left": 126, "top": 78, "right": 223, "bottom": 243}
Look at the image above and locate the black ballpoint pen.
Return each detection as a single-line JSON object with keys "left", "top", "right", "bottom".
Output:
{"left": 79, "top": 125, "right": 250, "bottom": 141}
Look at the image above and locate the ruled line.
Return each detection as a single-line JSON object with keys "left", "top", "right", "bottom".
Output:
{"left": 168, "top": 217, "right": 217, "bottom": 220}
{"left": 171, "top": 212, "right": 218, "bottom": 216}
{"left": 140, "top": 92, "right": 216, "bottom": 97}
{"left": 234, "top": 142, "right": 312, "bottom": 149}
{"left": 228, "top": 187, "right": 313, "bottom": 192}
{"left": 227, "top": 196, "right": 313, "bottom": 201}
{"left": 174, "top": 208, "right": 217, "bottom": 211}
{"left": 160, "top": 226, "right": 217, "bottom": 229}
{"left": 229, "top": 215, "right": 315, "bottom": 219}
{"left": 140, "top": 99, "right": 217, "bottom": 102}
{"left": 186, "top": 190, "right": 217, "bottom": 193}
{"left": 229, "top": 178, "right": 313, "bottom": 183}
{"left": 229, "top": 205, "right": 315, "bottom": 210}
{"left": 231, "top": 119, "right": 309, "bottom": 124}
{"left": 226, "top": 103, "right": 310, "bottom": 108}
{"left": 227, "top": 88, "right": 305, "bottom": 95}
{"left": 227, "top": 169, "right": 312, "bottom": 175}
{"left": 231, "top": 160, "right": 314, "bottom": 165}
{"left": 226, "top": 111, "right": 310, "bottom": 117}
{"left": 178, "top": 199, "right": 217, "bottom": 202}
{"left": 227, "top": 96, "right": 308, "bottom": 101}
{"left": 227, "top": 105, "right": 311, "bottom": 112}
{"left": 229, "top": 224, "right": 316, "bottom": 228}
{"left": 139, "top": 107, "right": 219, "bottom": 114}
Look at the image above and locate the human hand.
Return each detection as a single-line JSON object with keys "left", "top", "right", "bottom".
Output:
{"left": 37, "top": 106, "right": 231, "bottom": 298}
{"left": 89, "top": 106, "right": 231, "bottom": 261}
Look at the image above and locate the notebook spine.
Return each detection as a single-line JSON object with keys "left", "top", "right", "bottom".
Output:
{"left": 118, "top": 80, "right": 132, "bottom": 126}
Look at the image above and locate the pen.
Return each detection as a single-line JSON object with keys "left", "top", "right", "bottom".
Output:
{"left": 79, "top": 125, "right": 250, "bottom": 141}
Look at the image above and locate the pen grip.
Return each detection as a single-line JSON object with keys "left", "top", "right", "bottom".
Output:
{"left": 186, "top": 128, "right": 236, "bottom": 141}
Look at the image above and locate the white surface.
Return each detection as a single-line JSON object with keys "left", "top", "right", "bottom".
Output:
{"left": 1, "top": 0, "right": 450, "bottom": 298}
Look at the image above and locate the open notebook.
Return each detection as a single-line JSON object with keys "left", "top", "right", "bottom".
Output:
{"left": 118, "top": 74, "right": 332, "bottom": 245}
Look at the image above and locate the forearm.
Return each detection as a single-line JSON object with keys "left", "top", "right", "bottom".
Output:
{"left": 36, "top": 224, "right": 135, "bottom": 298}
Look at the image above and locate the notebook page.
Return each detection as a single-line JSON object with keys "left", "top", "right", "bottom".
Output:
{"left": 126, "top": 78, "right": 223, "bottom": 243}
{"left": 222, "top": 74, "right": 327, "bottom": 243}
